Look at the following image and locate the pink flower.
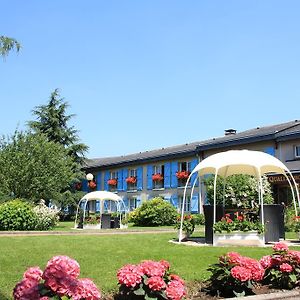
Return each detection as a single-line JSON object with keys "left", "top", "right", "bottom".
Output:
{"left": 71, "top": 278, "right": 101, "bottom": 300}
{"left": 13, "top": 278, "right": 40, "bottom": 300}
{"left": 259, "top": 255, "right": 273, "bottom": 269}
{"left": 117, "top": 264, "right": 143, "bottom": 288}
{"left": 23, "top": 267, "right": 43, "bottom": 282}
{"left": 271, "top": 255, "right": 282, "bottom": 266}
{"left": 139, "top": 260, "right": 165, "bottom": 277}
{"left": 160, "top": 260, "right": 170, "bottom": 271}
{"left": 273, "top": 242, "right": 289, "bottom": 252}
{"left": 279, "top": 263, "right": 293, "bottom": 273}
{"left": 226, "top": 252, "right": 242, "bottom": 265}
{"left": 288, "top": 250, "right": 300, "bottom": 264}
{"left": 166, "top": 280, "right": 186, "bottom": 300}
{"left": 230, "top": 266, "right": 252, "bottom": 282}
{"left": 170, "top": 274, "right": 185, "bottom": 285}
{"left": 146, "top": 276, "right": 166, "bottom": 291}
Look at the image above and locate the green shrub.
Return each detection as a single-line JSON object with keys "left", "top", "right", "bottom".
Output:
{"left": 0, "top": 199, "right": 38, "bottom": 230}
{"left": 130, "top": 197, "right": 177, "bottom": 226}
{"left": 193, "top": 213, "right": 205, "bottom": 225}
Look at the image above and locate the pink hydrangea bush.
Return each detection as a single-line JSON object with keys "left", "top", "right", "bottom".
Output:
{"left": 13, "top": 255, "right": 101, "bottom": 300}
{"left": 207, "top": 252, "right": 265, "bottom": 297}
{"left": 259, "top": 242, "right": 300, "bottom": 289}
{"left": 117, "top": 259, "right": 186, "bottom": 300}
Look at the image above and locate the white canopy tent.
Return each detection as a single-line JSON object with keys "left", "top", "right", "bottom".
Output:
{"left": 179, "top": 150, "right": 300, "bottom": 243}
{"left": 74, "top": 191, "right": 127, "bottom": 229}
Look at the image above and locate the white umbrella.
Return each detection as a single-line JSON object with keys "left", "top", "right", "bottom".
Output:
{"left": 179, "top": 150, "right": 300, "bottom": 243}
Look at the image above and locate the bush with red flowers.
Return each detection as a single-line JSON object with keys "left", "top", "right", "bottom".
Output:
{"left": 126, "top": 176, "right": 137, "bottom": 184}
{"left": 117, "top": 259, "right": 186, "bottom": 300}
{"left": 260, "top": 242, "right": 300, "bottom": 289}
{"left": 107, "top": 178, "right": 117, "bottom": 186}
{"left": 75, "top": 182, "right": 82, "bottom": 191}
{"left": 88, "top": 180, "right": 97, "bottom": 189}
{"left": 175, "top": 171, "right": 190, "bottom": 180}
{"left": 152, "top": 173, "right": 164, "bottom": 182}
{"left": 13, "top": 255, "right": 101, "bottom": 300}
{"left": 207, "top": 252, "right": 265, "bottom": 297}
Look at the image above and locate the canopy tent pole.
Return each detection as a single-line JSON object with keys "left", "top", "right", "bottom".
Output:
{"left": 213, "top": 169, "right": 219, "bottom": 225}
{"left": 179, "top": 173, "right": 193, "bottom": 243}
{"left": 190, "top": 176, "right": 199, "bottom": 214}
{"left": 74, "top": 199, "right": 84, "bottom": 229}
{"left": 257, "top": 169, "right": 266, "bottom": 245}
{"left": 286, "top": 170, "right": 300, "bottom": 211}
{"left": 282, "top": 173, "right": 298, "bottom": 216}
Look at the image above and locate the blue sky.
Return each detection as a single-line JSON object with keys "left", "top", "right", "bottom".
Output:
{"left": 1, "top": 1, "right": 300, "bottom": 158}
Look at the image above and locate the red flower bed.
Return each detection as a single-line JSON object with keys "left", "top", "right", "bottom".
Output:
{"left": 152, "top": 173, "right": 164, "bottom": 182}
{"left": 175, "top": 171, "right": 190, "bottom": 179}
{"left": 126, "top": 176, "right": 137, "bottom": 184}
{"left": 107, "top": 178, "right": 117, "bottom": 186}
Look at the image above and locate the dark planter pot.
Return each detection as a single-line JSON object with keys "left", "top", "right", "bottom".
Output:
{"left": 203, "top": 205, "right": 225, "bottom": 244}
{"left": 260, "top": 204, "right": 285, "bottom": 243}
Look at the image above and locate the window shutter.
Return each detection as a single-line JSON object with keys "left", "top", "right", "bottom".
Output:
{"left": 264, "top": 147, "right": 275, "bottom": 156}
{"left": 104, "top": 171, "right": 110, "bottom": 191}
{"left": 96, "top": 172, "right": 101, "bottom": 191}
{"left": 171, "top": 162, "right": 178, "bottom": 188}
{"left": 164, "top": 162, "right": 171, "bottom": 188}
{"left": 136, "top": 195, "right": 142, "bottom": 207}
{"left": 123, "top": 169, "right": 128, "bottom": 191}
{"left": 191, "top": 195, "right": 199, "bottom": 213}
{"left": 82, "top": 179, "right": 88, "bottom": 192}
{"left": 190, "top": 159, "right": 198, "bottom": 187}
{"left": 170, "top": 194, "right": 178, "bottom": 209}
{"left": 137, "top": 167, "right": 143, "bottom": 190}
{"left": 117, "top": 169, "right": 123, "bottom": 191}
{"left": 147, "top": 165, "right": 153, "bottom": 190}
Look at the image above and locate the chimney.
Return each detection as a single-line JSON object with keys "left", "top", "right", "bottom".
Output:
{"left": 224, "top": 129, "right": 237, "bottom": 136}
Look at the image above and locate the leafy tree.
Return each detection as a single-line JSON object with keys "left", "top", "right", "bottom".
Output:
{"left": 0, "top": 35, "right": 21, "bottom": 57}
{"left": 204, "top": 174, "right": 274, "bottom": 208}
{"left": 0, "top": 131, "right": 78, "bottom": 203}
{"left": 28, "top": 88, "right": 88, "bottom": 165}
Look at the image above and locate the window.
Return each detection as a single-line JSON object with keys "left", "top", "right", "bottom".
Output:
{"left": 295, "top": 146, "right": 300, "bottom": 158}
{"left": 177, "top": 161, "right": 191, "bottom": 187}
{"left": 128, "top": 197, "right": 137, "bottom": 211}
{"left": 103, "top": 200, "right": 117, "bottom": 213}
{"left": 127, "top": 168, "right": 137, "bottom": 191}
{"left": 178, "top": 196, "right": 191, "bottom": 213}
{"left": 153, "top": 165, "right": 164, "bottom": 189}
{"left": 108, "top": 171, "right": 118, "bottom": 192}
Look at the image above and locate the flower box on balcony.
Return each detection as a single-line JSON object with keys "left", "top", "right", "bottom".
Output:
{"left": 213, "top": 231, "right": 264, "bottom": 247}
{"left": 176, "top": 171, "right": 190, "bottom": 179}
{"left": 152, "top": 173, "right": 164, "bottom": 182}
{"left": 88, "top": 181, "right": 97, "bottom": 189}
{"left": 74, "top": 182, "right": 82, "bottom": 191}
{"left": 108, "top": 178, "right": 117, "bottom": 186}
{"left": 126, "top": 176, "right": 137, "bottom": 184}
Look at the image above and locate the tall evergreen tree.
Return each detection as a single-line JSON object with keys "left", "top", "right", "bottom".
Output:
{"left": 0, "top": 36, "right": 21, "bottom": 57}
{"left": 28, "top": 89, "right": 88, "bottom": 165}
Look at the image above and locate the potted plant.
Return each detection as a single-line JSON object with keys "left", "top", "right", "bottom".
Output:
{"left": 126, "top": 176, "right": 136, "bottom": 184}
{"left": 83, "top": 214, "right": 101, "bottom": 229}
{"left": 120, "top": 216, "right": 128, "bottom": 229}
{"left": 174, "top": 214, "right": 196, "bottom": 240}
{"left": 213, "top": 212, "right": 264, "bottom": 246}
{"left": 175, "top": 171, "right": 190, "bottom": 179}
{"left": 88, "top": 180, "right": 97, "bottom": 189}
{"left": 108, "top": 178, "right": 117, "bottom": 186}
{"left": 74, "top": 182, "right": 82, "bottom": 191}
{"left": 152, "top": 173, "right": 164, "bottom": 182}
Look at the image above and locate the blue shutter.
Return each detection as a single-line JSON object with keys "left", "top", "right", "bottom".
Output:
{"left": 147, "top": 165, "right": 153, "bottom": 190}
{"left": 170, "top": 194, "right": 178, "bottom": 209}
{"left": 190, "top": 159, "right": 198, "bottom": 187}
{"left": 95, "top": 172, "right": 101, "bottom": 191}
{"left": 164, "top": 162, "right": 171, "bottom": 188}
{"left": 171, "top": 162, "right": 178, "bottom": 188}
{"left": 96, "top": 200, "right": 100, "bottom": 212}
{"left": 104, "top": 171, "right": 110, "bottom": 191}
{"left": 264, "top": 147, "right": 275, "bottom": 156}
{"left": 123, "top": 197, "right": 129, "bottom": 212}
{"left": 117, "top": 169, "right": 123, "bottom": 191}
{"left": 191, "top": 195, "right": 199, "bottom": 213}
{"left": 136, "top": 195, "right": 142, "bottom": 207}
{"left": 123, "top": 169, "right": 128, "bottom": 191}
{"left": 82, "top": 179, "right": 88, "bottom": 192}
{"left": 137, "top": 167, "right": 143, "bottom": 190}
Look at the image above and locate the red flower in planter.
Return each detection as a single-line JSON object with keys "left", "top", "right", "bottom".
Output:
{"left": 88, "top": 181, "right": 97, "bottom": 189}
{"left": 75, "top": 182, "right": 82, "bottom": 191}
{"left": 176, "top": 171, "right": 190, "bottom": 179}
{"left": 152, "top": 173, "right": 164, "bottom": 182}
{"left": 108, "top": 178, "right": 117, "bottom": 186}
{"left": 126, "top": 176, "right": 137, "bottom": 184}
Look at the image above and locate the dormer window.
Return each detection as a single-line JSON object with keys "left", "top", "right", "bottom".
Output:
{"left": 295, "top": 145, "right": 300, "bottom": 158}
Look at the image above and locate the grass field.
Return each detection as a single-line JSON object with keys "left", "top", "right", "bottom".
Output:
{"left": 1, "top": 229, "right": 291, "bottom": 300}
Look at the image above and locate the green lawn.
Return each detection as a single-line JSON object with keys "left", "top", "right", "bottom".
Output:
{"left": 0, "top": 231, "right": 283, "bottom": 300}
